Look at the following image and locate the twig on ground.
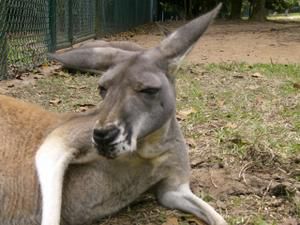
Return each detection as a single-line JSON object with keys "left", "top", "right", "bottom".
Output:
{"left": 209, "top": 169, "right": 218, "bottom": 188}
{"left": 238, "top": 162, "right": 253, "bottom": 185}
{"left": 258, "top": 179, "right": 273, "bottom": 213}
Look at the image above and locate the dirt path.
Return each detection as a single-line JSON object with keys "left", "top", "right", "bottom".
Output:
{"left": 107, "top": 21, "right": 300, "bottom": 64}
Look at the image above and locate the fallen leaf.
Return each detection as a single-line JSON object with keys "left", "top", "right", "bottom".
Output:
{"left": 186, "top": 138, "right": 197, "bottom": 148}
{"left": 252, "top": 72, "right": 263, "bottom": 78}
{"left": 233, "top": 75, "right": 244, "bottom": 79}
{"left": 76, "top": 107, "right": 88, "bottom": 112}
{"left": 49, "top": 98, "right": 62, "bottom": 106}
{"left": 217, "top": 100, "right": 225, "bottom": 107}
{"left": 74, "top": 103, "right": 96, "bottom": 112}
{"left": 67, "top": 85, "right": 77, "bottom": 89}
{"left": 74, "top": 103, "right": 96, "bottom": 108}
{"left": 162, "top": 216, "right": 179, "bottom": 225}
{"left": 225, "top": 122, "right": 238, "bottom": 129}
{"left": 7, "top": 84, "right": 15, "bottom": 88}
{"left": 40, "top": 63, "right": 49, "bottom": 68}
{"left": 293, "top": 83, "right": 300, "bottom": 89}
{"left": 67, "top": 84, "right": 87, "bottom": 90}
{"left": 177, "top": 108, "right": 197, "bottom": 121}
{"left": 78, "top": 86, "right": 87, "bottom": 90}
{"left": 186, "top": 218, "right": 206, "bottom": 225}
{"left": 15, "top": 73, "right": 23, "bottom": 80}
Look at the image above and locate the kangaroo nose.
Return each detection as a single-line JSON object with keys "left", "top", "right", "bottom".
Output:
{"left": 93, "top": 125, "right": 120, "bottom": 146}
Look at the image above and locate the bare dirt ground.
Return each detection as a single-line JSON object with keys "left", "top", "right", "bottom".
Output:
{"left": 1, "top": 21, "right": 300, "bottom": 225}
{"left": 106, "top": 21, "right": 300, "bottom": 64}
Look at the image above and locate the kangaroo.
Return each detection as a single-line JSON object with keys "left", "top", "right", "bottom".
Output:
{"left": 0, "top": 4, "right": 226, "bottom": 225}
{"left": 49, "top": 23, "right": 170, "bottom": 73}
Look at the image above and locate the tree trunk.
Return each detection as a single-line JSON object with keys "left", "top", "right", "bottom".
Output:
{"left": 251, "top": 0, "right": 266, "bottom": 21}
{"left": 230, "top": 0, "right": 242, "bottom": 19}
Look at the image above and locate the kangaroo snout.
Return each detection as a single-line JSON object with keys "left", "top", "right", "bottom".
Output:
{"left": 93, "top": 125, "right": 120, "bottom": 146}
{"left": 93, "top": 125, "right": 122, "bottom": 159}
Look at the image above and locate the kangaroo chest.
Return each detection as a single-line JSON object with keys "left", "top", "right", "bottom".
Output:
{"left": 61, "top": 157, "right": 168, "bottom": 225}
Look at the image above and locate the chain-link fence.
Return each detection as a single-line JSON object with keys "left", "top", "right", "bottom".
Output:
{"left": 0, "top": 0, "right": 156, "bottom": 80}
{"left": 0, "top": 1, "right": 8, "bottom": 78}
{"left": 98, "top": 0, "right": 156, "bottom": 35}
{"left": 55, "top": 0, "right": 96, "bottom": 49}
{"left": 0, "top": 0, "right": 50, "bottom": 79}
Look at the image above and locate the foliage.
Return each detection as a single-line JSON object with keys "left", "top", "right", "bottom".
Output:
{"left": 158, "top": 0, "right": 300, "bottom": 20}
{"left": 267, "top": 0, "right": 300, "bottom": 11}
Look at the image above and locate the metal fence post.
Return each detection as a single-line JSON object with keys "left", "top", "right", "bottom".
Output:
{"left": 49, "top": 0, "right": 57, "bottom": 52}
{"left": 68, "top": 0, "right": 73, "bottom": 45}
{"left": 95, "top": 0, "right": 102, "bottom": 38}
{"left": 0, "top": 0, "right": 8, "bottom": 79}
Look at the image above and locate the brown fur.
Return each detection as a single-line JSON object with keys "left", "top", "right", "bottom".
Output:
{"left": 0, "top": 95, "right": 60, "bottom": 222}
{"left": 0, "top": 95, "right": 100, "bottom": 224}
{"left": 0, "top": 95, "right": 59, "bottom": 158}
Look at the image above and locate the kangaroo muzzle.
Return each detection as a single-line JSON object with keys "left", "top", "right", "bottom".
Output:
{"left": 92, "top": 122, "right": 136, "bottom": 159}
{"left": 93, "top": 125, "right": 121, "bottom": 158}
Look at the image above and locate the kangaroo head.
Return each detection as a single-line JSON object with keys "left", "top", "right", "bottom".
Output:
{"left": 50, "top": 4, "right": 221, "bottom": 159}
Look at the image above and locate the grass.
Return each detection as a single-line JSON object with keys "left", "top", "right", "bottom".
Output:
{"left": 176, "top": 63, "right": 300, "bottom": 224}
{"left": 6, "top": 35, "right": 48, "bottom": 75}
{"left": 9, "top": 70, "right": 101, "bottom": 112}
{"left": 177, "top": 63, "right": 300, "bottom": 158}
{"left": 267, "top": 12, "right": 300, "bottom": 22}
{"left": 6, "top": 62, "right": 300, "bottom": 225}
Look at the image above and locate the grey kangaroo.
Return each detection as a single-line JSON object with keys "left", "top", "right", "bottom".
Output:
{"left": 0, "top": 4, "right": 227, "bottom": 225}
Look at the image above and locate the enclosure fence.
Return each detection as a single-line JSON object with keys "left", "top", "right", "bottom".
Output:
{"left": 0, "top": 0, "right": 156, "bottom": 80}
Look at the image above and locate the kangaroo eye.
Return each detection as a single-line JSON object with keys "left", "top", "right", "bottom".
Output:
{"left": 139, "top": 88, "right": 160, "bottom": 95}
{"left": 98, "top": 86, "right": 107, "bottom": 98}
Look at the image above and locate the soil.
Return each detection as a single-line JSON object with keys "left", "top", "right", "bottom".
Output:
{"left": 106, "top": 21, "right": 300, "bottom": 64}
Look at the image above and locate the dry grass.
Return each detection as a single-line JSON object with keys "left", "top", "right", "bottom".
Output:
{"left": 4, "top": 62, "right": 300, "bottom": 225}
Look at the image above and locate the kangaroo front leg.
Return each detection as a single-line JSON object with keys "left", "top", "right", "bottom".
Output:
{"left": 35, "top": 137, "right": 76, "bottom": 225}
{"left": 157, "top": 183, "right": 227, "bottom": 225}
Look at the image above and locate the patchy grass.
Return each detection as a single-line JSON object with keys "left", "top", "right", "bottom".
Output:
{"left": 5, "top": 62, "right": 300, "bottom": 225}
{"left": 9, "top": 70, "right": 101, "bottom": 112}
{"left": 176, "top": 63, "right": 300, "bottom": 224}
{"left": 177, "top": 63, "right": 300, "bottom": 158}
{"left": 7, "top": 36, "right": 48, "bottom": 73}
{"left": 267, "top": 12, "right": 300, "bottom": 22}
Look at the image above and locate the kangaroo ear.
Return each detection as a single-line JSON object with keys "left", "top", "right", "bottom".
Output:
{"left": 79, "top": 40, "right": 145, "bottom": 52}
{"left": 150, "top": 3, "right": 222, "bottom": 67}
{"left": 48, "top": 47, "right": 137, "bottom": 73}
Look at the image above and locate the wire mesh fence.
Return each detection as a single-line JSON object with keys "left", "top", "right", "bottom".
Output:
{"left": 72, "top": 0, "right": 95, "bottom": 41}
{"left": 98, "top": 0, "right": 155, "bottom": 35}
{"left": 0, "top": 0, "right": 8, "bottom": 79}
{"left": 56, "top": 0, "right": 70, "bottom": 49}
{"left": 0, "top": 0, "right": 156, "bottom": 80}
{"left": 0, "top": 0, "right": 50, "bottom": 79}
{"left": 55, "top": 0, "right": 96, "bottom": 49}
